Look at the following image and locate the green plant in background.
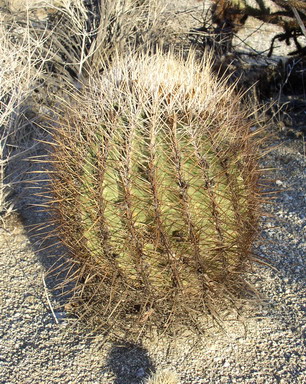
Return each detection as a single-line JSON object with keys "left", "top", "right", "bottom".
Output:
{"left": 47, "top": 50, "right": 264, "bottom": 338}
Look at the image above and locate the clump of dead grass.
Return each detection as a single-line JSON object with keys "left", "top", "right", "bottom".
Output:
{"left": 4, "top": 0, "right": 165, "bottom": 81}
{"left": 0, "top": 21, "right": 46, "bottom": 219}
{"left": 144, "top": 370, "right": 179, "bottom": 384}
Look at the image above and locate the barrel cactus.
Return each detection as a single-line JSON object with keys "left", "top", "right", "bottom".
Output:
{"left": 47, "top": 51, "right": 262, "bottom": 336}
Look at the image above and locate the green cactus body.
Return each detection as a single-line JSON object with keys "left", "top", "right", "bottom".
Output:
{"left": 49, "top": 51, "right": 261, "bottom": 332}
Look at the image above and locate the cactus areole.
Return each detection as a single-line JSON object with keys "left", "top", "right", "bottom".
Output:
{"left": 48, "top": 52, "right": 262, "bottom": 334}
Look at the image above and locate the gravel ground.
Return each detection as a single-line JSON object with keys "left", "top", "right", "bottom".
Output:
{"left": 1, "top": 1, "right": 306, "bottom": 383}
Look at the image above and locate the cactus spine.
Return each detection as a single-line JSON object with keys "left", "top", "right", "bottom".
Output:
{"left": 48, "top": 51, "right": 262, "bottom": 335}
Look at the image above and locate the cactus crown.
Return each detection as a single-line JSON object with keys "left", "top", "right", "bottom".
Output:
{"left": 48, "top": 51, "right": 262, "bottom": 337}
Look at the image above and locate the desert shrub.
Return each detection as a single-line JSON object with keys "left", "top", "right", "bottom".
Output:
{"left": 0, "top": 22, "right": 45, "bottom": 218}
{"left": 45, "top": 50, "right": 264, "bottom": 338}
{"left": 3, "top": 0, "right": 165, "bottom": 81}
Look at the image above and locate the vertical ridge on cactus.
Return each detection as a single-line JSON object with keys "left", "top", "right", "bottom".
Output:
{"left": 46, "top": 50, "right": 263, "bottom": 336}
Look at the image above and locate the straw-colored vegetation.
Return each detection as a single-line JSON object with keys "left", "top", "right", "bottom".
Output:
{"left": 145, "top": 370, "right": 179, "bottom": 384}
{"left": 3, "top": 0, "right": 165, "bottom": 80}
{"left": 0, "top": 21, "right": 45, "bottom": 218}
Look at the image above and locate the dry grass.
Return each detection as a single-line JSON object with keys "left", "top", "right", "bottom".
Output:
{"left": 144, "top": 370, "right": 179, "bottom": 384}
{"left": 0, "top": 20, "right": 46, "bottom": 219}
{"left": 4, "top": 0, "right": 165, "bottom": 81}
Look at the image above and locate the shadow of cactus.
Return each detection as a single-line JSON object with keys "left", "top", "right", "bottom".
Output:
{"left": 106, "top": 343, "right": 155, "bottom": 384}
